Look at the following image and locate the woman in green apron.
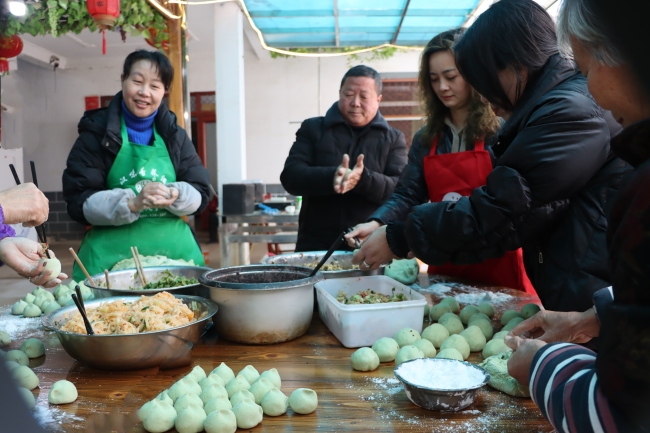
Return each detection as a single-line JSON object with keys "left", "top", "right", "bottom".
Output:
{"left": 63, "top": 50, "right": 210, "bottom": 281}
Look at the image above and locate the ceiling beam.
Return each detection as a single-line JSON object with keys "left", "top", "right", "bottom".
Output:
{"left": 391, "top": 0, "right": 411, "bottom": 45}
{"left": 333, "top": 0, "right": 340, "bottom": 47}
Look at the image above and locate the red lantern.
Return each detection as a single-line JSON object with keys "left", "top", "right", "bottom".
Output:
{"left": 86, "top": 0, "right": 120, "bottom": 55}
{"left": 0, "top": 35, "right": 23, "bottom": 73}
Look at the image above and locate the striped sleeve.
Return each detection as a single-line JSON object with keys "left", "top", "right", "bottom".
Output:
{"left": 529, "top": 343, "right": 625, "bottom": 433}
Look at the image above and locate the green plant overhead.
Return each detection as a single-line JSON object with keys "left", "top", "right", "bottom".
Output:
{"left": 0, "top": 0, "right": 168, "bottom": 48}
{"left": 270, "top": 46, "right": 403, "bottom": 64}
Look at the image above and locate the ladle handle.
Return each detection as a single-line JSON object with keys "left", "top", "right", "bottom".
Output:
{"left": 71, "top": 293, "right": 94, "bottom": 335}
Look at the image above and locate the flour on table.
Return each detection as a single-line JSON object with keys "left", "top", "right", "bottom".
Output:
{"left": 33, "top": 405, "right": 83, "bottom": 431}
{"left": 417, "top": 283, "right": 453, "bottom": 294}
{"left": 454, "top": 291, "right": 513, "bottom": 306}
{"left": 0, "top": 307, "right": 43, "bottom": 340}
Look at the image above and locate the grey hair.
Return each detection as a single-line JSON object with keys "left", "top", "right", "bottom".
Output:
{"left": 557, "top": 0, "right": 624, "bottom": 66}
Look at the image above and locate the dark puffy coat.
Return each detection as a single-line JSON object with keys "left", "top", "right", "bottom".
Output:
{"left": 597, "top": 118, "right": 650, "bottom": 426}
{"left": 393, "top": 55, "right": 630, "bottom": 312}
{"left": 280, "top": 102, "right": 407, "bottom": 251}
{"left": 63, "top": 92, "right": 211, "bottom": 225}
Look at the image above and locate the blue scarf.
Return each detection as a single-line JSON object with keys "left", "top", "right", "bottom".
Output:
{"left": 122, "top": 100, "right": 158, "bottom": 146}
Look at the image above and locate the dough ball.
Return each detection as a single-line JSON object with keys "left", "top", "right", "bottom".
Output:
{"left": 289, "top": 388, "right": 318, "bottom": 414}
{"left": 142, "top": 400, "right": 177, "bottom": 433}
{"left": 438, "top": 312, "right": 459, "bottom": 324}
{"left": 424, "top": 304, "right": 430, "bottom": 318}
{"left": 226, "top": 376, "right": 251, "bottom": 399}
{"left": 79, "top": 283, "right": 94, "bottom": 301}
{"left": 236, "top": 365, "right": 260, "bottom": 385}
{"left": 12, "top": 365, "right": 39, "bottom": 390}
{"left": 67, "top": 280, "right": 78, "bottom": 291}
{"left": 48, "top": 380, "right": 78, "bottom": 404}
{"left": 0, "top": 331, "right": 10, "bottom": 346}
{"left": 24, "top": 293, "right": 36, "bottom": 304}
{"left": 436, "top": 348, "right": 464, "bottom": 361}
{"left": 395, "top": 345, "right": 425, "bottom": 366}
{"left": 5, "top": 349, "right": 29, "bottom": 366}
{"left": 482, "top": 338, "right": 512, "bottom": 358}
{"left": 34, "top": 294, "right": 50, "bottom": 310}
{"left": 5, "top": 360, "right": 21, "bottom": 371}
{"left": 39, "top": 300, "right": 53, "bottom": 312}
{"left": 22, "top": 304, "right": 42, "bottom": 318}
{"left": 249, "top": 377, "right": 275, "bottom": 404}
{"left": 139, "top": 398, "right": 164, "bottom": 422}
{"left": 521, "top": 303, "right": 541, "bottom": 319}
{"left": 477, "top": 302, "right": 495, "bottom": 318}
{"left": 174, "top": 393, "right": 203, "bottom": 413}
{"left": 429, "top": 303, "right": 452, "bottom": 321}
{"left": 492, "top": 330, "right": 509, "bottom": 340}
{"left": 440, "top": 334, "right": 470, "bottom": 360}
{"left": 500, "top": 310, "right": 522, "bottom": 326}
{"left": 43, "top": 302, "right": 61, "bottom": 315}
{"left": 20, "top": 338, "right": 45, "bottom": 358}
{"left": 384, "top": 258, "right": 419, "bottom": 285}
{"left": 232, "top": 398, "right": 263, "bottom": 429}
{"left": 350, "top": 347, "right": 380, "bottom": 371}
{"left": 229, "top": 389, "right": 256, "bottom": 408}
{"left": 11, "top": 300, "right": 28, "bottom": 315}
{"left": 421, "top": 324, "right": 449, "bottom": 349}
{"left": 468, "top": 312, "right": 491, "bottom": 326}
{"left": 200, "top": 384, "right": 228, "bottom": 405}
{"left": 211, "top": 362, "right": 235, "bottom": 384}
{"left": 503, "top": 317, "right": 525, "bottom": 332}
{"left": 32, "top": 286, "right": 48, "bottom": 297}
{"left": 57, "top": 293, "right": 73, "bottom": 307}
{"left": 440, "top": 315, "right": 464, "bottom": 335}
{"left": 479, "top": 351, "right": 530, "bottom": 398}
{"left": 168, "top": 377, "right": 202, "bottom": 402}
{"left": 394, "top": 328, "right": 421, "bottom": 347}
{"left": 200, "top": 374, "right": 226, "bottom": 390}
{"left": 459, "top": 305, "right": 480, "bottom": 325}
{"left": 204, "top": 395, "right": 232, "bottom": 414}
{"left": 204, "top": 409, "right": 237, "bottom": 433}
{"left": 411, "top": 338, "right": 436, "bottom": 358}
{"left": 175, "top": 404, "right": 207, "bottom": 433}
{"left": 157, "top": 391, "right": 173, "bottom": 406}
{"left": 371, "top": 337, "right": 400, "bottom": 362}
{"left": 188, "top": 365, "right": 206, "bottom": 382}
{"left": 259, "top": 368, "right": 282, "bottom": 389}
{"left": 460, "top": 326, "right": 487, "bottom": 352}
{"left": 469, "top": 318, "right": 494, "bottom": 340}
{"left": 261, "top": 387, "right": 288, "bottom": 416}
{"left": 53, "top": 284, "right": 69, "bottom": 299}
{"left": 17, "top": 387, "right": 35, "bottom": 410}
{"left": 39, "top": 258, "right": 62, "bottom": 282}
{"left": 440, "top": 297, "right": 460, "bottom": 313}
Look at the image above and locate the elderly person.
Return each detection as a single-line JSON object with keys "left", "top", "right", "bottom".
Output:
{"left": 280, "top": 65, "right": 408, "bottom": 252}
{"left": 0, "top": 183, "right": 67, "bottom": 287}
{"left": 505, "top": 0, "right": 650, "bottom": 431}
{"left": 63, "top": 50, "right": 210, "bottom": 281}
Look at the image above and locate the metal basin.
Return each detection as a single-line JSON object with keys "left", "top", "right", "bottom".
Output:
{"left": 261, "top": 251, "right": 385, "bottom": 279}
{"left": 84, "top": 266, "right": 212, "bottom": 299}
{"left": 394, "top": 358, "right": 490, "bottom": 411}
{"left": 42, "top": 295, "right": 218, "bottom": 370}
{"left": 200, "top": 265, "right": 323, "bottom": 344}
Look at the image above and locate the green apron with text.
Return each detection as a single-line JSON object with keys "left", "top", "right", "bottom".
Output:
{"left": 73, "top": 117, "right": 205, "bottom": 282}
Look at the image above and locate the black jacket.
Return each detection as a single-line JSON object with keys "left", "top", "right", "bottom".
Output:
{"left": 280, "top": 102, "right": 407, "bottom": 251}
{"left": 62, "top": 92, "right": 211, "bottom": 225}
{"left": 597, "top": 118, "right": 650, "bottom": 425}
{"left": 391, "top": 55, "right": 630, "bottom": 312}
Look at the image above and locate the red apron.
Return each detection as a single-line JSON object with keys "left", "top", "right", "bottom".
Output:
{"left": 424, "top": 135, "right": 535, "bottom": 294}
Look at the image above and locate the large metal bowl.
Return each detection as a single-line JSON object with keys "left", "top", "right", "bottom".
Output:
{"left": 84, "top": 266, "right": 212, "bottom": 299}
{"left": 261, "top": 251, "right": 385, "bottom": 279}
{"left": 42, "top": 295, "right": 218, "bottom": 370}
{"left": 394, "top": 358, "right": 490, "bottom": 411}
{"left": 200, "top": 265, "right": 323, "bottom": 344}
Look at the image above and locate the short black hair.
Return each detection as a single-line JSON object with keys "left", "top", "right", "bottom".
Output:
{"left": 121, "top": 50, "right": 174, "bottom": 91}
{"left": 454, "top": 0, "right": 558, "bottom": 111}
{"left": 340, "top": 65, "right": 382, "bottom": 95}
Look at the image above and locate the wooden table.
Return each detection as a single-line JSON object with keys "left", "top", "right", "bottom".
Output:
{"left": 1, "top": 277, "right": 555, "bottom": 433}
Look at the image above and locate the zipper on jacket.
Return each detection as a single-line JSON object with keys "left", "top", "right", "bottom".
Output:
{"left": 538, "top": 250, "right": 543, "bottom": 264}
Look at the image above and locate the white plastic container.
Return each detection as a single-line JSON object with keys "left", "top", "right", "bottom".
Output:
{"left": 315, "top": 276, "right": 427, "bottom": 348}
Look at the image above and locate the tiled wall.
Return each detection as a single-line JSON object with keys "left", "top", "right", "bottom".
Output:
{"left": 43, "top": 192, "right": 88, "bottom": 241}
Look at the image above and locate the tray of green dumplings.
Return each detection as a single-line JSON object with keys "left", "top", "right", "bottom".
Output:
{"left": 315, "top": 276, "right": 427, "bottom": 348}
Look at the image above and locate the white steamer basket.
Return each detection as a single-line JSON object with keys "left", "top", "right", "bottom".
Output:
{"left": 315, "top": 276, "right": 427, "bottom": 348}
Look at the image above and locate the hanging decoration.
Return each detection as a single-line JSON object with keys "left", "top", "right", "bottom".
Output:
{"left": 85, "top": 0, "right": 120, "bottom": 55}
{"left": 144, "top": 27, "right": 169, "bottom": 53}
{"left": 0, "top": 34, "right": 23, "bottom": 74}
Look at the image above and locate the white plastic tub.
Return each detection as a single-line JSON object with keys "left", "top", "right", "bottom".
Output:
{"left": 315, "top": 276, "right": 427, "bottom": 348}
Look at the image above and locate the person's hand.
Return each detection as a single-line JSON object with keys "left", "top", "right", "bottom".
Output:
{"left": 345, "top": 220, "right": 381, "bottom": 247}
{"left": 333, "top": 154, "right": 364, "bottom": 194}
{"left": 0, "top": 237, "right": 68, "bottom": 288}
{"left": 128, "top": 182, "right": 176, "bottom": 212}
{"left": 505, "top": 336, "right": 547, "bottom": 386}
{"left": 351, "top": 225, "right": 396, "bottom": 270}
{"left": 506, "top": 308, "right": 600, "bottom": 344}
{"left": 0, "top": 183, "right": 49, "bottom": 227}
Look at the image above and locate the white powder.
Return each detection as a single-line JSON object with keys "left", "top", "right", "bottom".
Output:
{"left": 395, "top": 358, "right": 486, "bottom": 390}
{"left": 454, "top": 291, "right": 514, "bottom": 306}
{"left": 418, "top": 283, "right": 452, "bottom": 294}
{"left": 32, "top": 405, "right": 84, "bottom": 431}
{"left": 0, "top": 306, "right": 43, "bottom": 340}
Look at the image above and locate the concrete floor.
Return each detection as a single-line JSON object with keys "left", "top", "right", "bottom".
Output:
{"left": 0, "top": 233, "right": 269, "bottom": 306}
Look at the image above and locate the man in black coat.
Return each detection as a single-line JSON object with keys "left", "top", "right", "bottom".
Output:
{"left": 281, "top": 65, "right": 408, "bottom": 252}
